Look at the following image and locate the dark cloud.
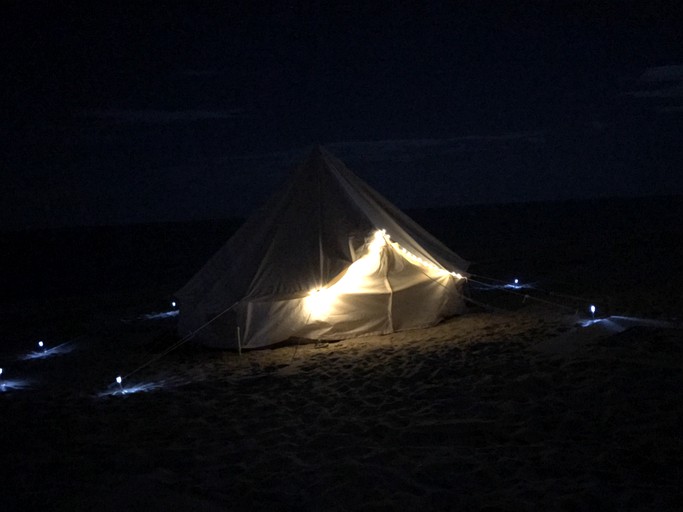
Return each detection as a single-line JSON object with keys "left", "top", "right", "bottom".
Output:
{"left": 626, "top": 86, "right": 683, "bottom": 99}
{"left": 640, "top": 65, "right": 683, "bottom": 82}
{"left": 326, "top": 133, "right": 546, "bottom": 160}
{"left": 78, "top": 109, "right": 244, "bottom": 123}
{"left": 176, "top": 70, "right": 224, "bottom": 78}
{"left": 622, "top": 63, "right": 683, "bottom": 120}
{"left": 659, "top": 106, "right": 683, "bottom": 113}
{"left": 218, "top": 132, "right": 545, "bottom": 165}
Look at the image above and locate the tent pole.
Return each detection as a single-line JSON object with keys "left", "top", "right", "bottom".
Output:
{"left": 236, "top": 326, "right": 242, "bottom": 356}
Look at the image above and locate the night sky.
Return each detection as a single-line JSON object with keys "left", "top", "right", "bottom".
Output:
{"left": 2, "top": 1, "right": 682, "bottom": 229}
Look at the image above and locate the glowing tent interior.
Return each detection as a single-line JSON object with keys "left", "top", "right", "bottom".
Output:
{"left": 175, "top": 146, "right": 469, "bottom": 349}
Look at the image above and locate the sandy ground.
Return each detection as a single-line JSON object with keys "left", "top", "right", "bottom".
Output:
{"left": 2, "top": 198, "right": 682, "bottom": 511}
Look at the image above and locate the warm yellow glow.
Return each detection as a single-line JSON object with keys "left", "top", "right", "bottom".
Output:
{"left": 306, "top": 287, "right": 336, "bottom": 317}
{"left": 305, "top": 228, "right": 465, "bottom": 320}
{"left": 369, "top": 229, "right": 388, "bottom": 253}
{"left": 389, "top": 238, "right": 464, "bottom": 280}
{"left": 305, "top": 229, "right": 387, "bottom": 319}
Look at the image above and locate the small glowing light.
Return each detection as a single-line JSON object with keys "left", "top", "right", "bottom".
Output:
{"left": 306, "top": 287, "right": 336, "bottom": 318}
{"left": 514, "top": 279, "right": 519, "bottom": 285}
{"left": 0, "top": 368, "right": 3, "bottom": 376}
{"left": 171, "top": 301, "right": 177, "bottom": 308}
{"left": 590, "top": 305, "right": 596, "bottom": 313}
{"left": 389, "top": 237, "right": 452, "bottom": 277}
{"left": 368, "top": 229, "right": 388, "bottom": 253}
{"left": 115, "top": 375, "right": 125, "bottom": 394}
{"left": 38, "top": 340, "right": 44, "bottom": 348}
{"left": 98, "top": 381, "right": 161, "bottom": 397}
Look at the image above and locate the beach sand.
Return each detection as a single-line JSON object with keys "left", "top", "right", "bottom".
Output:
{"left": 1, "top": 197, "right": 682, "bottom": 511}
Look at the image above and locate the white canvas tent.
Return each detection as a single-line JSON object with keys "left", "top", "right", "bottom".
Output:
{"left": 176, "top": 146, "right": 469, "bottom": 349}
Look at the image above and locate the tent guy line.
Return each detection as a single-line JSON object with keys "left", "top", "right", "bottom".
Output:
{"left": 469, "top": 273, "right": 603, "bottom": 305}
{"left": 116, "top": 300, "right": 240, "bottom": 385}
{"left": 468, "top": 278, "right": 586, "bottom": 314}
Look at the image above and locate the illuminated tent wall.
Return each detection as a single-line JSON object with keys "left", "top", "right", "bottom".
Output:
{"left": 175, "top": 146, "right": 469, "bottom": 349}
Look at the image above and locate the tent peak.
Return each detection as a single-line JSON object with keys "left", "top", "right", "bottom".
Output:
{"left": 302, "top": 144, "right": 337, "bottom": 174}
{"left": 308, "top": 144, "right": 329, "bottom": 158}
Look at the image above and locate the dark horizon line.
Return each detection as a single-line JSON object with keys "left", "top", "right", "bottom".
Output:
{"left": 3, "top": 193, "right": 681, "bottom": 235}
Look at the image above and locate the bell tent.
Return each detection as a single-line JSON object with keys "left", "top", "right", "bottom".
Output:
{"left": 176, "top": 146, "right": 469, "bottom": 349}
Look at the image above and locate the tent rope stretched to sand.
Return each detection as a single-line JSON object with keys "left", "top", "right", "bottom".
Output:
{"left": 468, "top": 277, "right": 579, "bottom": 312}
{"left": 467, "top": 272, "right": 610, "bottom": 315}
{"left": 120, "top": 301, "right": 241, "bottom": 380}
{"left": 469, "top": 272, "right": 602, "bottom": 305}
{"left": 174, "top": 146, "right": 470, "bottom": 349}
